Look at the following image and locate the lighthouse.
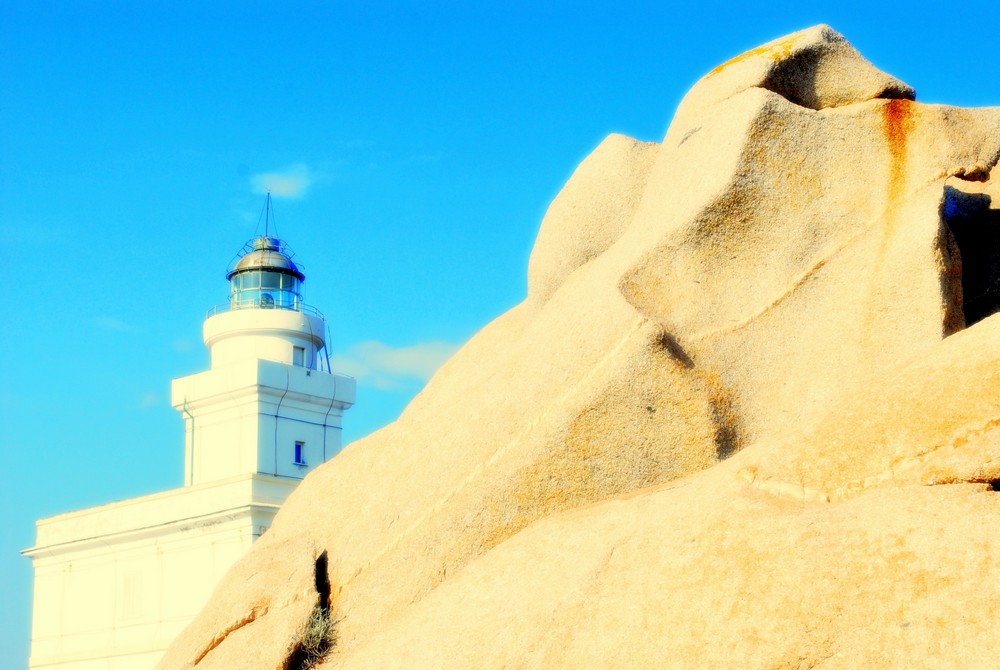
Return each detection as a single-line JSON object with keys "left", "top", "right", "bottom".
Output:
{"left": 23, "top": 228, "right": 354, "bottom": 670}
{"left": 173, "top": 234, "right": 355, "bottom": 485}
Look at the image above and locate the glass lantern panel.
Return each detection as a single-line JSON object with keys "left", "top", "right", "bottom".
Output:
{"left": 227, "top": 270, "right": 303, "bottom": 311}
{"left": 260, "top": 272, "right": 281, "bottom": 290}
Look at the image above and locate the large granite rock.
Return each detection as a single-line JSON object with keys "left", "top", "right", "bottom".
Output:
{"left": 160, "top": 25, "right": 1000, "bottom": 669}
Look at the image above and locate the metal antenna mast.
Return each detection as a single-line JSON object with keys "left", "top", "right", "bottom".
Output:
{"left": 264, "top": 192, "right": 272, "bottom": 237}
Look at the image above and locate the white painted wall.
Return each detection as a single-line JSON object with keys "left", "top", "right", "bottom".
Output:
{"left": 170, "top": 359, "right": 355, "bottom": 486}
{"left": 204, "top": 309, "right": 326, "bottom": 370}
{"left": 24, "top": 475, "right": 293, "bottom": 670}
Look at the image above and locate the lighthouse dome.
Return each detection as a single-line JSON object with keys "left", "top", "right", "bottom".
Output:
{"left": 227, "top": 236, "right": 305, "bottom": 281}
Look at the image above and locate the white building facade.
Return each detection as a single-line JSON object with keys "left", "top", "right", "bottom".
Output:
{"left": 24, "top": 235, "right": 354, "bottom": 670}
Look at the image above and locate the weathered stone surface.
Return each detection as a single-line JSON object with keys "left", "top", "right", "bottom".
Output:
{"left": 527, "top": 133, "right": 659, "bottom": 302}
{"left": 160, "top": 25, "right": 1000, "bottom": 669}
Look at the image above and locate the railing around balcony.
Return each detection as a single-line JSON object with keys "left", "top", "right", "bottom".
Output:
{"left": 206, "top": 299, "right": 325, "bottom": 320}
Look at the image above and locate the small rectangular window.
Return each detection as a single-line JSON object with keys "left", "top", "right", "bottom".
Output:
{"left": 294, "top": 441, "right": 306, "bottom": 466}
{"left": 293, "top": 346, "right": 305, "bottom": 366}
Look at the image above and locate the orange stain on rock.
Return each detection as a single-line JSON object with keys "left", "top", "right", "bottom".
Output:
{"left": 707, "top": 37, "right": 797, "bottom": 77}
{"left": 878, "top": 97, "right": 917, "bottom": 246}
{"left": 881, "top": 98, "right": 915, "bottom": 202}
{"left": 861, "top": 99, "right": 917, "bottom": 348}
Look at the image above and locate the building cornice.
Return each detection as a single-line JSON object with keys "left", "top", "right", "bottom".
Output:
{"left": 23, "top": 473, "right": 299, "bottom": 556}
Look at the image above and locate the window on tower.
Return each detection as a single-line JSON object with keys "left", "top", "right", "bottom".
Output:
{"left": 293, "top": 346, "right": 305, "bottom": 366}
{"left": 294, "top": 441, "right": 306, "bottom": 466}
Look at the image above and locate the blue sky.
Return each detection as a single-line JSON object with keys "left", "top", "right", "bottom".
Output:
{"left": 2, "top": 1, "right": 997, "bottom": 666}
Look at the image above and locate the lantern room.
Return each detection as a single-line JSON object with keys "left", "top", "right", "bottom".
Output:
{"left": 227, "top": 236, "right": 305, "bottom": 311}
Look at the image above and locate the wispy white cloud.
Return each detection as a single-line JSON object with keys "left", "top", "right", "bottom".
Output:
{"left": 139, "top": 391, "right": 160, "bottom": 408}
{"left": 92, "top": 316, "right": 143, "bottom": 333}
{"left": 332, "top": 340, "right": 461, "bottom": 391}
{"left": 251, "top": 163, "right": 312, "bottom": 198}
{"left": 172, "top": 338, "right": 195, "bottom": 352}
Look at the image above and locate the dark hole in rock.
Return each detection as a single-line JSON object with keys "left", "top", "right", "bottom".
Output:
{"left": 990, "top": 481, "right": 999, "bottom": 492}
{"left": 314, "top": 551, "right": 330, "bottom": 614}
{"left": 942, "top": 186, "right": 1000, "bottom": 328}
{"left": 283, "top": 551, "right": 335, "bottom": 670}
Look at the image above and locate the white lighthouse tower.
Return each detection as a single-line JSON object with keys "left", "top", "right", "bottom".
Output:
{"left": 173, "top": 234, "right": 354, "bottom": 485}
{"left": 23, "top": 229, "right": 354, "bottom": 670}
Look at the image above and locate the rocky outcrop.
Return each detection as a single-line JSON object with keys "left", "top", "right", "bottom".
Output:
{"left": 160, "top": 25, "right": 1000, "bottom": 669}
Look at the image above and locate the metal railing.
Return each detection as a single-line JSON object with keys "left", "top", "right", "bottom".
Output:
{"left": 206, "top": 301, "right": 325, "bottom": 319}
